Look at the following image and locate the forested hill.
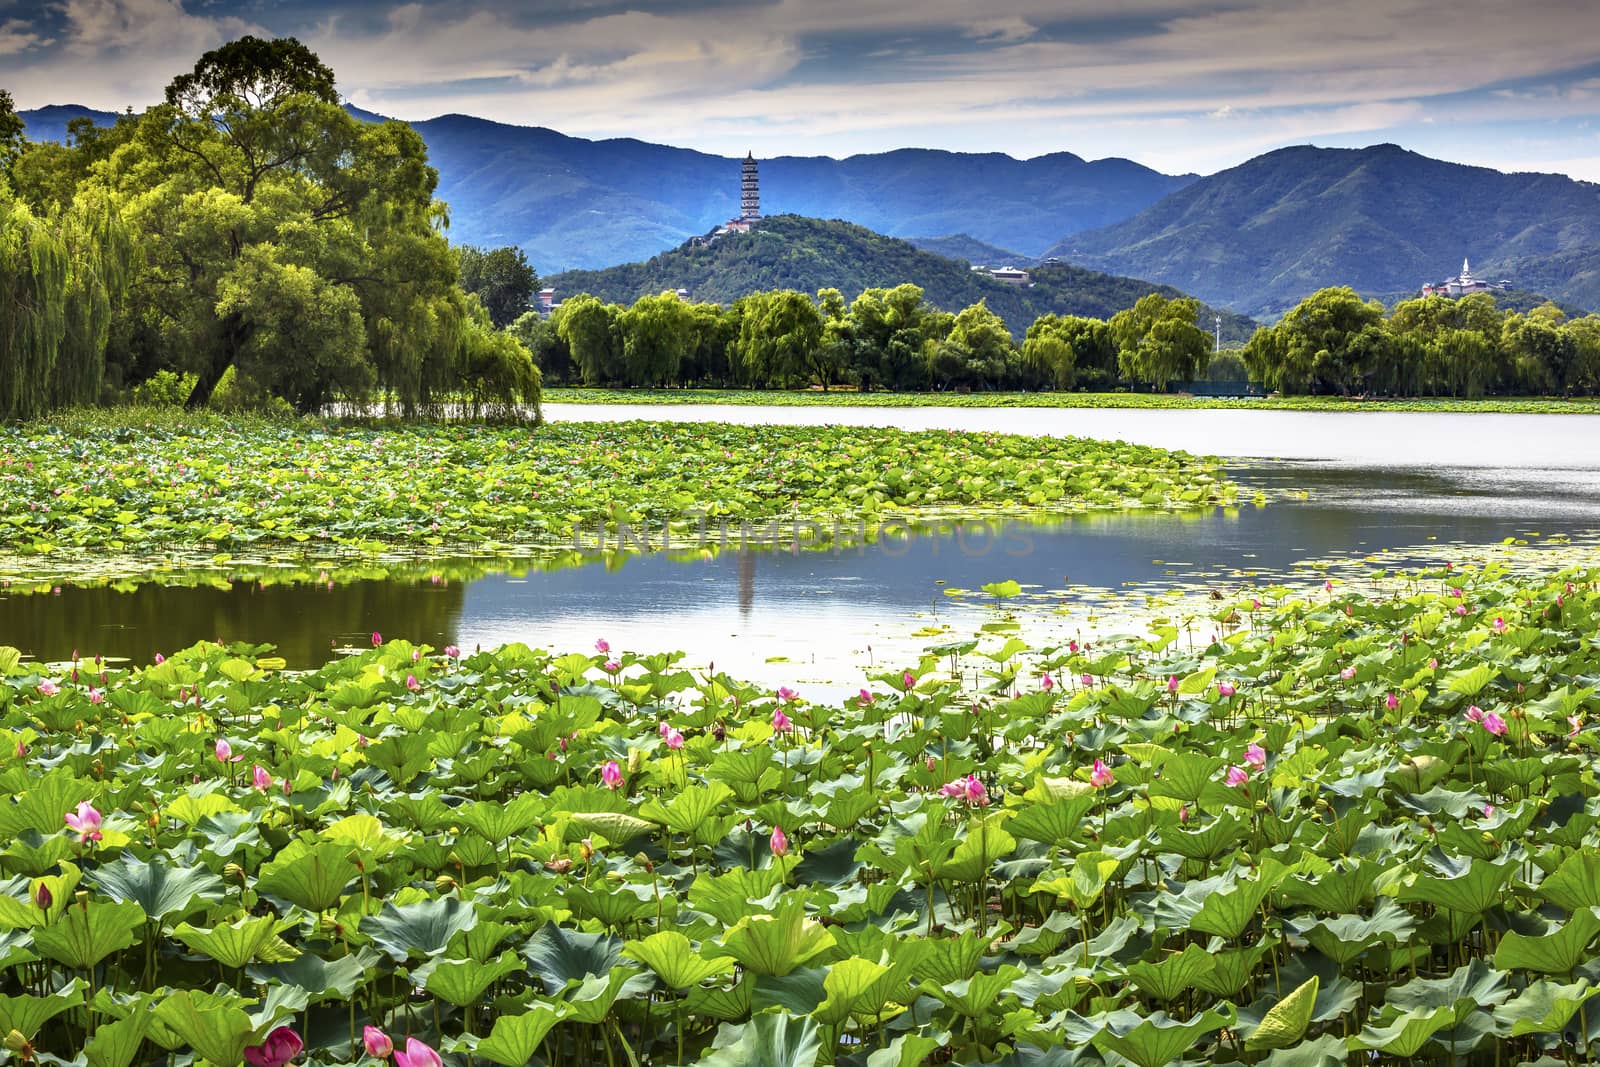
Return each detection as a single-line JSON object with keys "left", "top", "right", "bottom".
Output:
{"left": 20, "top": 105, "right": 1191, "bottom": 272}
{"left": 1048, "top": 143, "right": 1600, "bottom": 318}
{"left": 547, "top": 215, "right": 1257, "bottom": 341}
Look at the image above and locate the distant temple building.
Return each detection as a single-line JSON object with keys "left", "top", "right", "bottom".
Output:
{"left": 692, "top": 152, "right": 765, "bottom": 244}
{"left": 741, "top": 152, "right": 760, "bottom": 222}
{"left": 1423, "top": 258, "right": 1511, "bottom": 298}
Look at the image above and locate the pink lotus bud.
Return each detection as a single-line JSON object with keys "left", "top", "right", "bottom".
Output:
{"left": 858, "top": 688, "right": 874, "bottom": 704}
{"left": 1385, "top": 692, "right": 1400, "bottom": 710}
{"left": 252, "top": 765, "right": 271, "bottom": 791}
{"left": 405, "top": 673, "right": 420, "bottom": 692}
{"left": 1244, "top": 743, "right": 1266, "bottom": 769}
{"left": 1217, "top": 681, "right": 1236, "bottom": 698}
{"left": 770, "top": 825, "right": 789, "bottom": 857}
{"left": 1042, "top": 673, "right": 1054, "bottom": 692}
{"left": 363, "top": 1026, "right": 393, "bottom": 1058}
{"left": 1090, "top": 759, "right": 1114, "bottom": 789}
{"left": 772, "top": 708, "right": 793, "bottom": 733}
{"left": 601, "top": 760, "right": 623, "bottom": 789}
{"left": 371, "top": 632, "right": 382, "bottom": 647}
{"left": 1225, "top": 765, "right": 1249, "bottom": 788}
{"left": 595, "top": 638, "right": 610, "bottom": 654}
{"left": 1167, "top": 675, "right": 1179, "bottom": 693}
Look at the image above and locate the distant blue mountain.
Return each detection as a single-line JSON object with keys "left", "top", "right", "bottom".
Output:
{"left": 21, "top": 104, "right": 1192, "bottom": 272}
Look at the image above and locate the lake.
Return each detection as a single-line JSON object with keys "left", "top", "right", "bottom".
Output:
{"left": 5, "top": 406, "right": 1599, "bottom": 689}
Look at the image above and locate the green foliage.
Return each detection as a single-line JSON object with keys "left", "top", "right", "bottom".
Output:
{"left": 548, "top": 216, "right": 1254, "bottom": 345}
{"left": 1111, "top": 293, "right": 1212, "bottom": 390}
{"left": 458, "top": 245, "right": 539, "bottom": 329}
{"left": 4, "top": 554, "right": 1600, "bottom": 1062}
{"left": 1246, "top": 287, "right": 1600, "bottom": 397}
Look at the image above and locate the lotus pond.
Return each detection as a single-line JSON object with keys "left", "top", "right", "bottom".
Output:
{"left": 0, "top": 412, "right": 1233, "bottom": 565}
{"left": 4, "top": 558, "right": 1600, "bottom": 1066}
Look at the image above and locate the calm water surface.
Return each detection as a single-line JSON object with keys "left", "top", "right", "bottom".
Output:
{"left": 6, "top": 408, "right": 1600, "bottom": 688}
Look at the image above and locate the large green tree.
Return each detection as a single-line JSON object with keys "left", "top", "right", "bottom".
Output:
{"left": 1110, "top": 293, "right": 1211, "bottom": 391}
{"left": 617, "top": 291, "right": 694, "bottom": 386}
{"left": 930, "top": 301, "right": 1014, "bottom": 390}
{"left": 1242, "top": 287, "right": 1384, "bottom": 395}
{"left": 86, "top": 36, "right": 534, "bottom": 414}
{"left": 734, "top": 289, "right": 822, "bottom": 387}
{"left": 556, "top": 293, "right": 624, "bottom": 385}
{"left": 458, "top": 245, "right": 539, "bottom": 329}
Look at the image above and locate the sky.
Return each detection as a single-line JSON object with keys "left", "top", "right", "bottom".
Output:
{"left": 3, "top": 0, "right": 1600, "bottom": 180}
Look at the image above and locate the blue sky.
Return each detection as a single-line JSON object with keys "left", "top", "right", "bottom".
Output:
{"left": 3, "top": 0, "right": 1599, "bottom": 179}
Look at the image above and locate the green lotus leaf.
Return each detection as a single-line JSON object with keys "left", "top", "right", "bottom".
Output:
{"left": 87, "top": 855, "right": 225, "bottom": 922}
{"left": 362, "top": 894, "right": 480, "bottom": 962}
{"left": 1494, "top": 977, "right": 1600, "bottom": 1036}
{"left": 567, "top": 812, "right": 657, "bottom": 846}
{"left": 0, "top": 978, "right": 83, "bottom": 1040}
{"left": 247, "top": 947, "right": 382, "bottom": 1003}
{"left": 934, "top": 811, "right": 1016, "bottom": 883}
{"left": 153, "top": 990, "right": 253, "bottom": 1067}
{"left": 1124, "top": 944, "right": 1216, "bottom": 1002}
{"left": 1005, "top": 795, "right": 1097, "bottom": 847}
{"left": 1536, "top": 849, "right": 1600, "bottom": 913}
{"left": 1258, "top": 1034, "right": 1349, "bottom": 1067}
{"left": 1080, "top": 1004, "right": 1237, "bottom": 1067}
{"left": 473, "top": 1003, "right": 570, "bottom": 1067}
{"left": 85, "top": 1009, "right": 152, "bottom": 1067}
{"left": 34, "top": 899, "right": 146, "bottom": 970}
{"left": 1397, "top": 856, "right": 1514, "bottom": 917}
{"left": 1495, "top": 908, "right": 1600, "bottom": 974}
{"left": 254, "top": 840, "right": 358, "bottom": 913}
{"left": 173, "top": 914, "right": 298, "bottom": 969}
{"left": 865, "top": 1031, "right": 950, "bottom": 1067}
{"left": 423, "top": 949, "right": 525, "bottom": 1007}
{"left": 1348, "top": 1005, "right": 1456, "bottom": 1057}
{"left": 1293, "top": 899, "right": 1416, "bottom": 967}
{"left": 696, "top": 1011, "right": 822, "bottom": 1067}
{"left": 714, "top": 900, "right": 836, "bottom": 978}
{"left": 523, "top": 922, "right": 624, "bottom": 995}
{"left": 623, "top": 930, "right": 736, "bottom": 990}
{"left": 563, "top": 966, "right": 653, "bottom": 1025}
{"left": 812, "top": 957, "right": 890, "bottom": 1028}
{"left": 1244, "top": 975, "right": 1318, "bottom": 1051}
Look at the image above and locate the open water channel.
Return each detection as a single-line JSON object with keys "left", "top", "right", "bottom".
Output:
{"left": 5, "top": 405, "right": 1600, "bottom": 688}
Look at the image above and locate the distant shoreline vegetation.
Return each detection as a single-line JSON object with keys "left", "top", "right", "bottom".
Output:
{"left": 542, "top": 387, "right": 1600, "bottom": 415}
{"left": 518, "top": 283, "right": 1600, "bottom": 400}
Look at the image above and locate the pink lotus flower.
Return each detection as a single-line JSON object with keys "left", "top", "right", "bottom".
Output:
{"left": 443, "top": 645, "right": 460, "bottom": 659}
{"left": 1385, "top": 692, "right": 1400, "bottom": 710}
{"left": 88, "top": 688, "right": 103, "bottom": 704}
{"left": 939, "top": 774, "right": 989, "bottom": 806}
{"left": 769, "top": 825, "right": 789, "bottom": 857}
{"left": 902, "top": 671, "right": 917, "bottom": 689}
{"left": 1483, "top": 804, "right": 1496, "bottom": 819}
{"left": 1569, "top": 715, "right": 1583, "bottom": 739}
{"left": 1251, "top": 598, "right": 1261, "bottom": 611}
{"left": 1428, "top": 658, "right": 1439, "bottom": 669}
{"left": 153, "top": 653, "right": 165, "bottom": 665}
{"left": 603, "top": 659, "right": 621, "bottom": 674}
{"left": 14, "top": 741, "right": 25, "bottom": 758}
{"left": 1492, "top": 616, "right": 1507, "bottom": 632}
{"left": 1455, "top": 605, "right": 1468, "bottom": 616}
{"left": 1225, "top": 765, "right": 1249, "bottom": 788}
{"left": 243, "top": 1026, "right": 302, "bottom": 1067}
{"left": 393, "top": 1038, "right": 441, "bottom": 1067}
{"left": 858, "top": 688, "right": 874, "bottom": 704}
{"left": 1324, "top": 580, "right": 1333, "bottom": 593}
{"left": 371, "top": 632, "right": 382, "bottom": 647}
{"left": 601, "top": 760, "right": 623, "bottom": 789}
{"left": 1465, "top": 705, "right": 1485, "bottom": 723}
{"left": 1451, "top": 587, "right": 1463, "bottom": 598}
{"left": 63, "top": 801, "right": 102, "bottom": 843}
{"left": 33, "top": 883, "right": 51, "bottom": 910}
{"left": 1089, "top": 759, "right": 1114, "bottom": 789}
{"left": 1217, "top": 681, "right": 1236, "bottom": 698}
{"left": 1482, "top": 712, "right": 1507, "bottom": 736}
{"left": 1068, "top": 640, "right": 1080, "bottom": 652}
{"left": 216, "top": 739, "right": 242, "bottom": 763}
{"left": 1167, "top": 675, "right": 1179, "bottom": 694}
{"left": 1080, "top": 673, "right": 1094, "bottom": 688}
{"left": 658, "top": 721, "right": 672, "bottom": 738}
{"left": 664, "top": 728, "right": 685, "bottom": 750}
{"left": 252, "top": 765, "right": 272, "bottom": 791}
{"left": 1042, "top": 673, "right": 1054, "bottom": 692}
{"left": 1244, "top": 743, "right": 1266, "bottom": 769}
{"left": 37, "top": 680, "right": 59, "bottom": 697}
{"left": 411, "top": 649, "right": 421, "bottom": 663}
{"left": 772, "top": 707, "right": 793, "bottom": 733}
{"left": 1340, "top": 666, "right": 1356, "bottom": 681}
{"left": 595, "top": 638, "right": 610, "bottom": 654}
{"left": 1178, "top": 804, "right": 1190, "bottom": 823}
{"left": 775, "top": 685, "right": 798, "bottom": 704}
{"left": 363, "top": 1028, "right": 393, "bottom": 1058}
{"left": 405, "top": 673, "right": 420, "bottom": 692}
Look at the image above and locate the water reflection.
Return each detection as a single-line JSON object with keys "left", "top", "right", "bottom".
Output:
{"left": 2, "top": 459, "right": 1598, "bottom": 684}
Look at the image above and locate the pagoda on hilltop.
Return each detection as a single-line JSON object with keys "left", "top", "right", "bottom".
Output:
{"left": 1422, "top": 257, "right": 1510, "bottom": 298}
{"left": 741, "top": 152, "right": 761, "bottom": 223}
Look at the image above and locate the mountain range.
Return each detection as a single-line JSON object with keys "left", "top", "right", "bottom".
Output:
{"left": 1053, "top": 144, "right": 1600, "bottom": 316}
{"left": 18, "top": 106, "right": 1600, "bottom": 317}
{"left": 547, "top": 215, "right": 1258, "bottom": 342}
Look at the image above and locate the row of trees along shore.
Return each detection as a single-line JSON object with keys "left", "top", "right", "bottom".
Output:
{"left": 1244, "top": 287, "right": 1600, "bottom": 397}
{"left": 514, "top": 286, "right": 1216, "bottom": 393}
{"left": 0, "top": 37, "right": 540, "bottom": 421}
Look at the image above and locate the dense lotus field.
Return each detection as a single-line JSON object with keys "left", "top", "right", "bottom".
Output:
{"left": 2, "top": 559, "right": 1600, "bottom": 1066}
{"left": 0, "top": 412, "right": 1233, "bottom": 561}
{"left": 544, "top": 387, "right": 1600, "bottom": 416}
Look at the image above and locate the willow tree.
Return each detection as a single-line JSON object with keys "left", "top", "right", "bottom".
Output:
{"left": 92, "top": 36, "right": 536, "bottom": 414}
{"left": 48, "top": 192, "right": 134, "bottom": 408}
{"left": 0, "top": 195, "right": 67, "bottom": 420}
